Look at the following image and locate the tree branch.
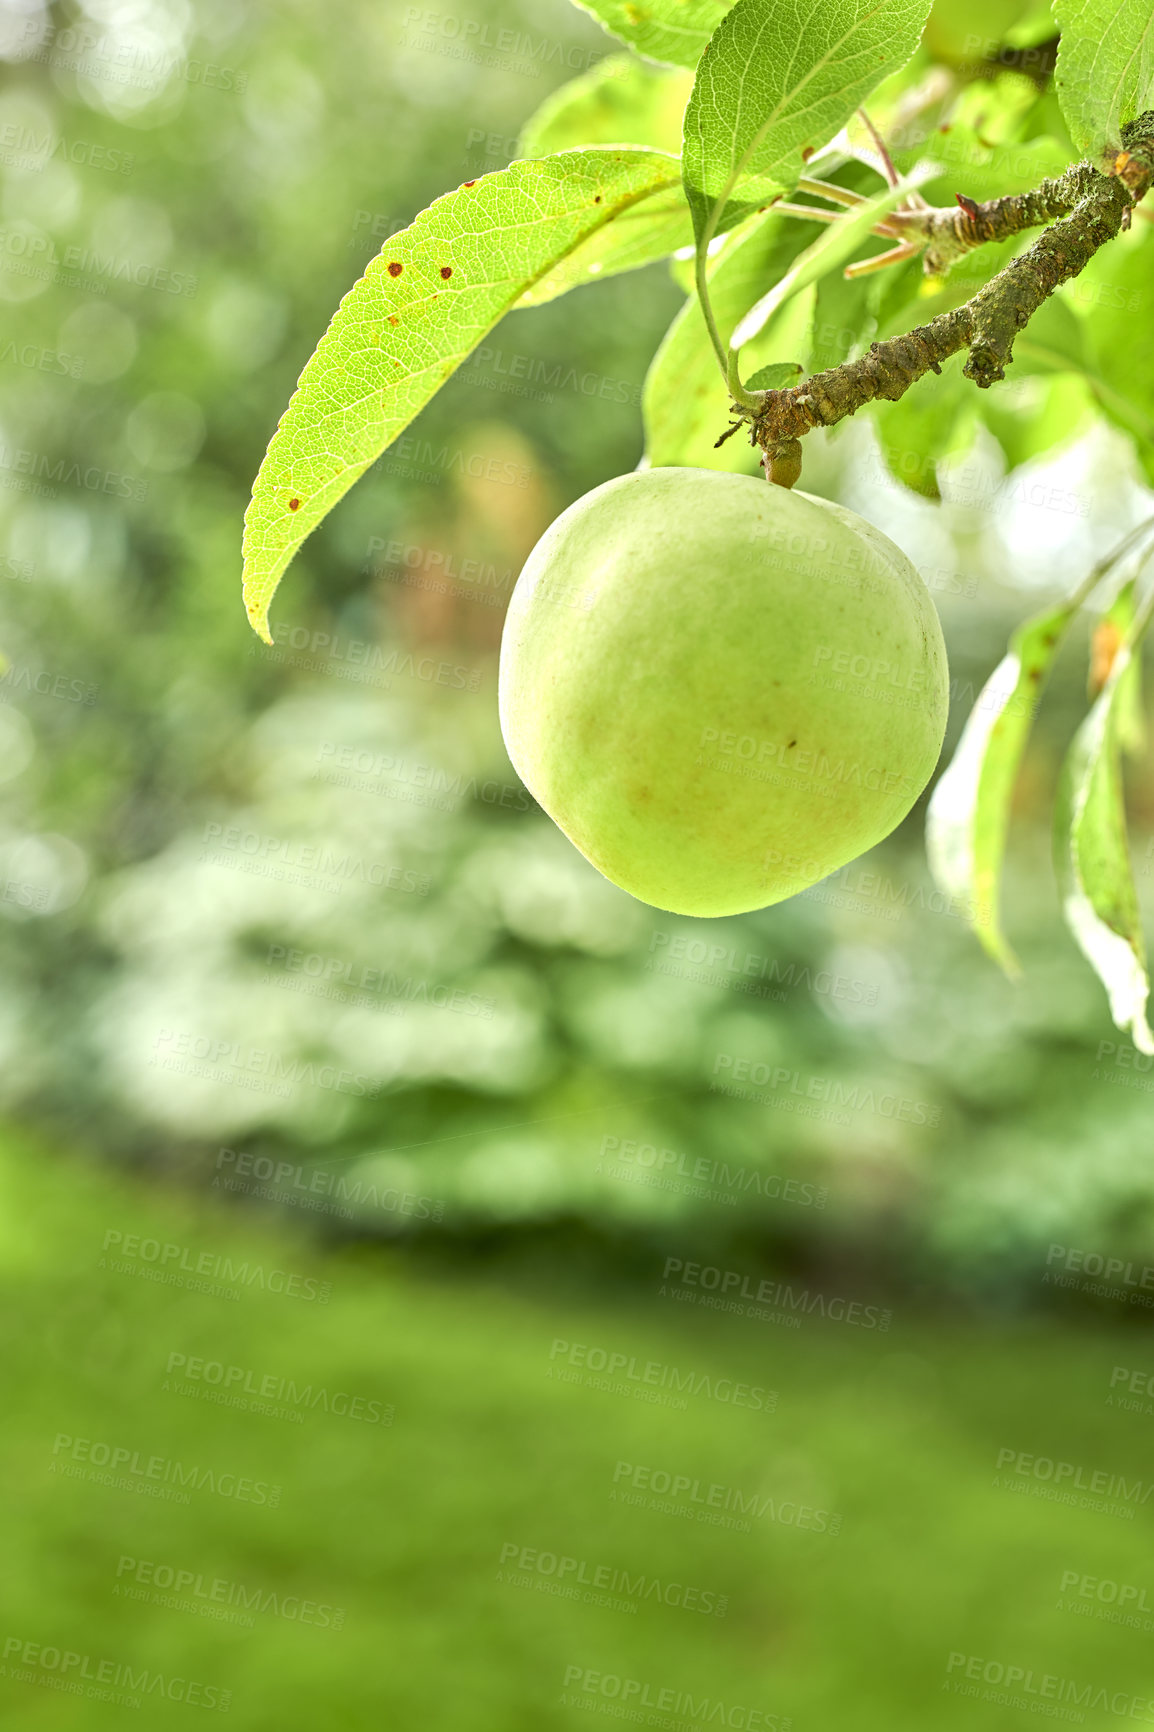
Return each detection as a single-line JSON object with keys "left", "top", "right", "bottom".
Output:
{"left": 742, "top": 112, "right": 1154, "bottom": 468}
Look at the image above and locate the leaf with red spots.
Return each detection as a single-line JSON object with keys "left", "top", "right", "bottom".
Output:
{"left": 241, "top": 148, "right": 685, "bottom": 641}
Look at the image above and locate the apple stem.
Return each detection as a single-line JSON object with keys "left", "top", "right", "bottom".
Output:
{"left": 764, "top": 440, "right": 803, "bottom": 489}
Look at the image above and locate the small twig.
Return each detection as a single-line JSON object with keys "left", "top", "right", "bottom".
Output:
{"left": 843, "top": 239, "right": 923, "bottom": 277}
{"left": 857, "top": 108, "right": 901, "bottom": 189}
{"left": 797, "top": 176, "right": 875, "bottom": 210}
{"left": 773, "top": 200, "right": 903, "bottom": 238}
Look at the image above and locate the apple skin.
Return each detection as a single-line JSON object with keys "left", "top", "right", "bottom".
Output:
{"left": 498, "top": 467, "right": 948, "bottom": 916}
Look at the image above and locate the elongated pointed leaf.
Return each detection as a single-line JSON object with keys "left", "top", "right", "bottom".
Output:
{"left": 681, "top": 0, "right": 933, "bottom": 248}
{"left": 519, "top": 55, "right": 694, "bottom": 156}
{"left": 1053, "top": 0, "right": 1154, "bottom": 161}
{"left": 242, "top": 149, "right": 682, "bottom": 641}
{"left": 1090, "top": 576, "right": 1146, "bottom": 753}
{"left": 729, "top": 167, "right": 936, "bottom": 350}
{"left": 927, "top": 603, "right": 1076, "bottom": 975}
{"left": 745, "top": 361, "right": 802, "bottom": 389}
{"left": 570, "top": 0, "right": 739, "bottom": 68}
{"left": 1055, "top": 644, "right": 1154, "bottom": 1052}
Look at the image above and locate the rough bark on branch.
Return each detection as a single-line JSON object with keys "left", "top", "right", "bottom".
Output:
{"left": 743, "top": 112, "right": 1154, "bottom": 466}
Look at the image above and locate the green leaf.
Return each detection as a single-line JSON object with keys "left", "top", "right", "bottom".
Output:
{"left": 681, "top": 0, "right": 934, "bottom": 250}
{"left": 518, "top": 54, "right": 694, "bottom": 156}
{"left": 241, "top": 149, "right": 682, "bottom": 640}
{"left": 871, "top": 353, "right": 976, "bottom": 499}
{"left": 643, "top": 210, "right": 815, "bottom": 469}
{"left": 1055, "top": 638, "right": 1154, "bottom": 1053}
{"left": 729, "top": 167, "right": 936, "bottom": 350}
{"left": 809, "top": 265, "right": 874, "bottom": 375}
{"left": 744, "top": 360, "right": 802, "bottom": 388}
{"left": 569, "top": 0, "right": 739, "bottom": 68}
{"left": 1091, "top": 577, "right": 1146, "bottom": 755}
{"left": 978, "top": 373, "right": 1096, "bottom": 473}
{"left": 1010, "top": 293, "right": 1089, "bottom": 375}
{"left": 1053, "top": 0, "right": 1154, "bottom": 162}
{"left": 1079, "top": 223, "right": 1154, "bottom": 481}
{"left": 927, "top": 602, "right": 1077, "bottom": 975}
{"left": 519, "top": 181, "right": 693, "bottom": 306}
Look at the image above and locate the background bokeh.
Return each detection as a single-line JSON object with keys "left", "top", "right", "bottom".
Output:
{"left": 3, "top": 0, "right": 1154, "bottom": 1725}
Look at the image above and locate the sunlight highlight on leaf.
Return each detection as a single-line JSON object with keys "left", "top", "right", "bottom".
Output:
{"left": 681, "top": 0, "right": 933, "bottom": 249}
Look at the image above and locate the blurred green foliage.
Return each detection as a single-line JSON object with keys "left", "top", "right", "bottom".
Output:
{"left": 6, "top": 0, "right": 1154, "bottom": 1725}
{"left": 7, "top": 1125, "right": 1154, "bottom": 1729}
{"left": 0, "top": 0, "right": 1153, "bottom": 1310}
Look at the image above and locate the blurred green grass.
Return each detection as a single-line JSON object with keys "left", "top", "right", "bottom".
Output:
{"left": 5, "top": 1125, "right": 1154, "bottom": 1730}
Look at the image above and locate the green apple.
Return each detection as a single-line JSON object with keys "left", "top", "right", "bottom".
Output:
{"left": 498, "top": 467, "right": 948, "bottom": 916}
